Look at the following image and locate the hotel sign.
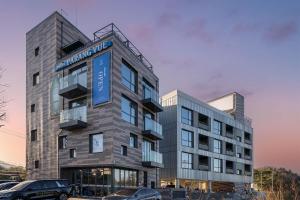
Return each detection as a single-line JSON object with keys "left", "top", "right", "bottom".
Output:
{"left": 55, "top": 41, "right": 113, "bottom": 71}
{"left": 92, "top": 51, "right": 111, "bottom": 106}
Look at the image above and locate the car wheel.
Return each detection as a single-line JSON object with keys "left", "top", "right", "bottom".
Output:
{"left": 58, "top": 193, "right": 68, "bottom": 200}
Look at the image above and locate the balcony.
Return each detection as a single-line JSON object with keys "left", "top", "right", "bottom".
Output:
{"left": 59, "top": 106, "right": 87, "bottom": 130}
{"left": 226, "top": 168, "right": 234, "bottom": 174}
{"left": 199, "top": 143, "right": 209, "bottom": 151}
{"left": 225, "top": 132, "right": 234, "bottom": 139}
{"left": 142, "top": 117, "right": 163, "bottom": 140}
{"left": 142, "top": 150, "right": 163, "bottom": 168}
{"left": 245, "top": 171, "right": 252, "bottom": 176}
{"left": 59, "top": 72, "right": 87, "bottom": 99}
{"left": 244, "top": 155, "right": 252, "bottom": 160}
{"left": 141, "top": 84, "right": 163, "bottom": 113}
{"left": 226, "top": 150, "right": 235, "bottom": 156}
{"left": 245, "top": 139, "right": 252, "bottom": 145}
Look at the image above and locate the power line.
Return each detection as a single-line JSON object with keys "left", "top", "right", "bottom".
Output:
{"left": 0, "top": 131, "right": 25, "bottom": 139}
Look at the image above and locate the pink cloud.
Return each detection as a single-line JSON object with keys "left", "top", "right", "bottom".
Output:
{"left": 184, "top": 19, "right": 214, "bottom": 44}
{"left": 157, "top": 13, "right": 181, "bottom": 28}
{"left": 263, "top": 21, "right": 298, "bottom": 42}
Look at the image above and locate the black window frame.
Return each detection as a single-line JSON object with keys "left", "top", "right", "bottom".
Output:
{"left": 130, "top": 133, "right": 138, "bottom": 148}
{"left": 181, "top": 129, "right": 194, "bottom": 148}
{"left": 70, "top": 149, "right": 76, "bottom": 159}
{"left": 213, "top": 120, "right": 222, "bottom": 135}
{"left": 34, "top": 160, "right": 39, "bottom": 169}
{"left": 34, "top": 47, "right": 39, "bottom": 56}
{"left": 31, "top": 129, "right": 37, "bottom": 142}
{"left": 213, "top": 139, "right": 222, "bottom": 154}
{"left": 181, "top": 107, "right": 193, "bottom": 126}
{"left": 89, "top": 133, "right": 103, "bottom": 153}
{"left": 58, "top": 135, "right": 67, "bottom": 150}
{"left": 213, "top": 158, "right": 222, "bottom": 173}
{"left": 181, "top": 152, "right": 193, "bottom": 169}
{"left": 121, "top": 59, "right": 138, "bottom": 93}
{"left": 121, "top": 145, "right": 127, "bottom": 156}
{"left": 31, "top": 104, "right": 35, "bottom": 113}
{"left": 33, "top": 72, "right": 40, "bottom": 86}
{"left": 121, "top": 95, "right": 138, "bottom": 126}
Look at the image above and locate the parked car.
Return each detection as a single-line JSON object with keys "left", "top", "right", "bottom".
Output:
{"left": 0, "top": 182, "right": 19, "bottom": 191}
{"left": 103, "top": 188, "right": 162, "bottom": 200}
{"left": 0, "top": 181, "right": 14, "bottom": 185}
{"left": 0, "top": 179, "right": 72, "bottom": 200}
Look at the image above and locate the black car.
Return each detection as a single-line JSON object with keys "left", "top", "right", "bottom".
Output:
{"left": 0, "top": 181, "right": 14, "bottom": 185}
{"left": 0, "top": 179, "right": 71, "bottom": 200}
{"left": 103, "top": 188, "right": 162, "bottom": 200}
{"left": 0, "top": 182, "right": 19, "bottom": 191}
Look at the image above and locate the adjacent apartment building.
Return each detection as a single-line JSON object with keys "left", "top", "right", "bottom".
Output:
{"left": 26, "top": 12, "right": 163, "bottom": 194}
{"left": 159, "top": 90, "right": 253, "bottom": 192}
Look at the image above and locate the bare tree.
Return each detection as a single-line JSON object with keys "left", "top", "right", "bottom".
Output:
{"left": 0, "top": 67, "right": 8, "bottom": 127}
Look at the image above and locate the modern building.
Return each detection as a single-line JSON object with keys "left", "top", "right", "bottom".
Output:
{"left": 26, "top": 11, "right": 163, "bottom": 194}
{"left": 159, "top": 90, "right": 253, "bottom": 192}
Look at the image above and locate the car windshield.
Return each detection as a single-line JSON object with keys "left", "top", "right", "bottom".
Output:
{"left": 115, "top": 189, "right": 138, "bottom": 196}
{"left": 0, "top": 182, "right": 16, "bottom": 190}
{"left": 9, "top": 181, "right": 34, "bottom": 191}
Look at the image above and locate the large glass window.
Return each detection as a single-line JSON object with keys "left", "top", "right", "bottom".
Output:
{"left": 181, "top": 107, "right": 193, "bottom": 126}
{"left": 130, "top": 133, "right": 138, "bottom": 148}
{"left": 213, "top": 158, "right": 222, "bottom": 173}
{"left": 121, "top": 60, "right": 137, "bottom": 93}
{"left": 121, "top": 95, "right": 137, "bottom": 125}
{"left": 89, "top": 133, "right": 103, "bottom": 153}
{"left": 213, "top": 120, "right": 222, "bottom": 135}
{"left": 181, "top": 129, "right": 193, "bottom": 147}
{"left": 181, "top": 152, "right": 193, "bottom": 169}
{"left": 213, "top": 139, "right": 222, "bottom": 154}
{"left": 114, "top": 168, "right": 137, "bottom": 188}
{"left": 58, "top": 136, "right": 67, "bottom": 149}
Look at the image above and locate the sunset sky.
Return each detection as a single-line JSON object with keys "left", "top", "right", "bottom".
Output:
{"left": 0, "top": 0, "right": 299, "bottom": 173}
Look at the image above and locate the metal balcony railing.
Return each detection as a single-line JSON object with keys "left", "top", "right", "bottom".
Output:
{"left": 60, "top": 106, "right": 87, "bottom": 124}
{"left": 142, "top": 150, "right": 163, "bottom": 164}
{"left": 93, "top": 23, "right": 153, "bottom": 71}
{"left": 143, "top": 83, "right": 160, "bottom": 104}
{"left": 59, "top": 71, "right": 87, "bottom": 90}
{"left": 144, "top": 117, "right": 162, "bottom": 136}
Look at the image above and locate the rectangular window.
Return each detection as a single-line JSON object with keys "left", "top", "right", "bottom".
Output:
{"left": 121, "top": 60, "right": 137, "bottom": 93}
{"left": 35, "top": 47, "right": 39, "bottom": 56}
{"left": 130, "top": 133, "right": 138, "bottom": 148}
{"left": 181, "top": 129, "right": 193, "bottom": 147}
{"left": 31, "top": 130, "right": 37, "bottom": 142}
{"left": 31, "top": 104, "right": 35, "bottom": 113}
{"left": 181, "top": 107, "right": 193, "bottom": 126}
{"left": 121, "top": 145, "right": 127, "bottom": 156}
{"left": 181, "top": 152, "right": 193, "bottom": 169}
{"left": 213, "top": 158, "right": 222, "bottom": 173}
{"left": 236, "top": 136, "right": 242, "bottom": 142}
{"left": 121, "top": 95, "right": 137, "bottom": 125}
{"left": 58, "top": 136, "right": 67, "bottom": 149}
{"left": 34, "top": 160, "right": 39, "bottom": 169}
{"left": 213, "top": 120, "right": 222, "bottom": 135}
{"left": 237, "top": 169, "right": 242, "bottom": 175}
{"left": 213, "top": 139, "right": 222, "bottom": 154}
{"left": 89, "top": 133, "right": 103, "bottom": 153}
{"left": 70, "top": 149, "right": 76, "bottom": 158}
{"left": 33, "top": 72, "right": 40, "bottom": 86}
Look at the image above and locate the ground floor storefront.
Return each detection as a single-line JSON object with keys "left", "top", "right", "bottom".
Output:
{"left": 61, "top": 166, "right": 158, "bottom": 196}
{"left": 160, "top": 179, "right": 249, "bottom": 193}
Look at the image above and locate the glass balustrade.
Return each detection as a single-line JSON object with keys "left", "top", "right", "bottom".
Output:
{"left": 60, "top": 106, "right": 87, "bottom": 124}
{"left": 144, "top": 117, "right": 162, "bottom": 136}
{"left": 142, "top": 150, "right": 163, "bottom": 164}
{"left": 59, "top": 71, "right": 87, "bottom": 90}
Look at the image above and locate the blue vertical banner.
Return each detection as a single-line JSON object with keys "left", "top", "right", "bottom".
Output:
{"left": 92, "top": 51, "right": 111, "bottom": 107}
